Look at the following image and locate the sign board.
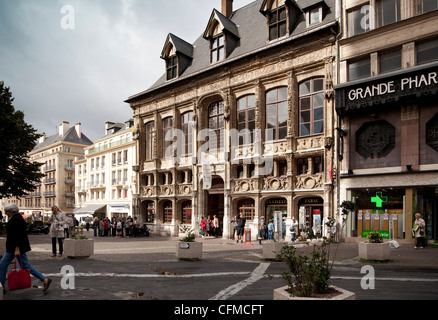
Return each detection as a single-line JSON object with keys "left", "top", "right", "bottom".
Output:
{"left": 179, "top": 243, "right": 190, "bottom": 249}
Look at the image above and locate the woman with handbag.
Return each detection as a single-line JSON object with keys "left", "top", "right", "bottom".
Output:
{"left": 48, "top": 205, "right": 66, "bottom": 257}
{"left": 414, "top": 213, "right": 426, "bottom": 249}
{"left": 0, "top": 204, "right": 52, "bottom": 293}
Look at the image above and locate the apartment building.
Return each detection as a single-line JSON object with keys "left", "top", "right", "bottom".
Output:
{"left": 74, "top": 120, "right": 136, "bottom": 219}
{"left": 2, "top": 122, "right": 93, "bottom": 218}
{"left": 335, "top": 0, "right": 438, "bottom": 240}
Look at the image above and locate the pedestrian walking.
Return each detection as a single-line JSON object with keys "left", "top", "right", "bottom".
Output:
{"left": 48, "top": 205, "right": 66, "bottom": 257}
{"left": 290, "top": 216, "right": 298, "bottom": 242}
{"left": 213, "top": 215, "right": 220, "bottom": 237}
{"left": 231, "top": 215, "right": 237, "bottom": 240}
{"left": 0, "top": 204, "right": 52, "bottom": 294}
{"left": 200, "top": 217, "right": 207, "bottom": 238}
{"left": 413, "top": 213, "right": 426, "bottom": 248}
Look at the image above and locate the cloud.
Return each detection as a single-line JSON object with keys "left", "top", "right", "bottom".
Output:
{"left": 0, "top": 0, "right": 255, "bottom": 141}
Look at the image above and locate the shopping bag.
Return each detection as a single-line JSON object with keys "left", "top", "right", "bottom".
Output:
{"left": 7, "top": 258, "right": 31, "bottom": 291}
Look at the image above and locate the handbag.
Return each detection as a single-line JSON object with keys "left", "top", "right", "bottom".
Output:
{"left": 7, "top": 258, "right": 32, "bottom": 291}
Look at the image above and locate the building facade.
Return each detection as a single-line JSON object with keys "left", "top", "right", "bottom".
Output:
{"left": 335, "top": 0, "right": 438, "bottom": 240}
{"left": 1, "top": 122, "right": 93, "bottom": 218}
{"left": 74, "top": 120, "right": 136, "bottom": 219}
{"left": 126, "top": 0, "right": 340, "bottom": 238}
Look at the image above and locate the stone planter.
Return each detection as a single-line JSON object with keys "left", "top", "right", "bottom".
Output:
{"left": 262, "top": 241, "right": 287, "bottom": 260}
{"left": 176, "top": 241, "right": 203, "bottom": 260}
{"left": 274, "top": 285, "right": 355, "bottom": 300}
{"left": 64, "top": 238, "right": 94, "bottom": 259}
{"left": 359, "top": 241, "right": 391, "bottom": 261}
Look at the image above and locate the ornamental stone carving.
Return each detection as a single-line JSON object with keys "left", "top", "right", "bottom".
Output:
{"left": 264, "top": 141, "right": 288, "bottom": 154}
{"left": 160, "top": 185, "right": 174, "bottom": 196}
{"left": 234, "top": 179, "right": 257, "bottom": 192}
{"left": 296, "top": 136, "right": 325, "bottom": 151}
{"left": 295, "top": 174, "right": 324, "bottom": 190}
{"left": 263, "top": 176, "right": 289, "bottom": 191}
{"left": 178, "top": 184, "right": 193, "bottom": 195}
{"left": 141, "top": 186, "right": 156, "bottom": 197}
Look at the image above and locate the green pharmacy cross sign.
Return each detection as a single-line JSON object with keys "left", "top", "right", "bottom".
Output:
{"left": 371, "top": 192, "right": 388, "bottom": 208}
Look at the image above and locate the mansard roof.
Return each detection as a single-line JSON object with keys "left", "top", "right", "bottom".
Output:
{"left": 126, "top": 0, "right": 337, "bottom": 103}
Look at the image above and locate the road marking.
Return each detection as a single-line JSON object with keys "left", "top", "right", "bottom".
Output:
{"left": 44, "top": 271, "right": 250, "bottom": 278}
{"left": 331, "top": 276, "right": 438, "bottom": 282}
{"left": 209, "top": 263, "right": 271, "bottom": 300}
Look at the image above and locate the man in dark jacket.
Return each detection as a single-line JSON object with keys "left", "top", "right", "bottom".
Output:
{"left": 0, "top": 204, "right": 52, "bottom": 293}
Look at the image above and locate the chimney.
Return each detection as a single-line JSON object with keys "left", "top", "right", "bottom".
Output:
{"left": 59, "top": 121, "right": 70, "bottom": 137}
{"left": 75, "top": 123, "right": 82, "bottom": 138}
{"left": 222, "top": 0, "right": 233, "bottom": 18}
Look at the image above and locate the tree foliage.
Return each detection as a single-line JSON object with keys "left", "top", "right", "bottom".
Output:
{"left": 0, "top": 81, "right": 45, "bottom": 198}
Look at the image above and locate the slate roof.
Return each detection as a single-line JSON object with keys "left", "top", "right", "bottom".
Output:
{"left": 32, "top": 127, "right": 93, "bottom": 152}
{"left": 126, "top": 0, "right": 337, "bottom": 102}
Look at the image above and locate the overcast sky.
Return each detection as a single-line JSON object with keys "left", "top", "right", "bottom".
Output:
{"left": 0, "top": 0, "right": 255, "bottom": 142}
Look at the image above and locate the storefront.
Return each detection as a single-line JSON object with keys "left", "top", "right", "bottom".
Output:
{"left": 297, "top": 197, "right": 324, "bottom": 237}
{"left": 265, "top": 198, "right": 287, "bottom": 222}
{"left": 335, "top": 61, "right": 438, "bottom": 240}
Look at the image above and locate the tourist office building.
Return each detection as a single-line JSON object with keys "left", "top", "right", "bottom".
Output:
{"left": 126, "top": 0, "right": 341, "bottom": 239}
{"left": 335, "top": 0, "right": 438, "bottom": 240}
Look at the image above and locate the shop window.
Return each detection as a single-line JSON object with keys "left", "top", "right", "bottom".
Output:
{"left": 237, "top": 95, "right": 256, "bottom": 146}
{"left": 266, "top": 87, "right": 288, "bottom": 141}
{"left": 379, "top": 48, "right": 401, "bottom": 74}
{"left": 238, "top": 199, "right": 255, "bottom": 221}
{"left": 347, "top": 4, "right": 371, "bottom": 37}
{"left": 163, "top": 201, "right": 173, "bottom": 223}
{"left": 376, "top": 0, "right": 401, "bottom": 27}
{"left": 426, "top": 113, "right": 438, "bottom": 152}
{"left": 356, "top": 120, "right": 396, "bottom": 159}
{"left": 146, "top": 201, "right": 155, "bottom": 223}
{"left": 181, "top": 201, "right": 192, "bottom": 224}
{"left": 417, "top": 38, "right": 438, "bottom": 65}
{"left": 348, "top": 57, "right": 371, "bottom": 81}
{"left": 299, "top": 78, "right": 324, "bottom": 136}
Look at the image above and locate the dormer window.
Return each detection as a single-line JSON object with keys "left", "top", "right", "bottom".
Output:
{"left": 161, "top": 33, "right": 194, "bottom": 81}
{"left": 166, "top": 55, "right": 177, "bottom": 80}
{"left": 211, "top": 24, "right": 225, "bottom": 63}
{"left": 268, "top": 0, "right": 287, "bottom": 40}
{"left": 204, "top": 9, "right": 240, "bottom": 64}
{"left": 309, "top": 6, "right": 323, "bottom": 25}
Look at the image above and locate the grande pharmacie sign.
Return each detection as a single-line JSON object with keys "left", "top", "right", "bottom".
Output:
{"left": 335, "top": 62, "right": 438, "bottom": 114}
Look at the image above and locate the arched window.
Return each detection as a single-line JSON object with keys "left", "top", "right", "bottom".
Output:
{"left": 237, "top": 199, "right": 255, "bottom": 221}
{"left": 181, "top": 201, "right": 192, "bottom": 224}
{"left": 237, "top": 95, "right": 256, "bottom": 146}
{"left": 208, "top": 101, "right": 224, "bottom": 150}
{"left": 299, "top": 78, "right": 324, "bottom": 136}
{"left": 266, "top": 87, "right": 288, "bottom": 141}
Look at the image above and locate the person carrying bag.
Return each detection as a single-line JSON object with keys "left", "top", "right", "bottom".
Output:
{"left": 7, "top": 258, "right": 31, "bottom": 291}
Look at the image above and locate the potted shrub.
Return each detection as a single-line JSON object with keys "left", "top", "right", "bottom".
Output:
{"left": 274, "top": 238, "right": 355, "bottom": 300}
{"left": 176, "top": 231, "right": 203, "bottom": 261}
{"left": 64, "top": 226, "right": 94, "bottom": 259}
{"left": 273, "top": 210, "right": 355, "bottom": 300}
{"left": 359, "top": 231, "right": 390, "bottom": 261}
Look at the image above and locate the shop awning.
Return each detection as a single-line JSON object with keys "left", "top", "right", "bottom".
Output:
{"left": 73, "top": 205, "right": 106, "bottom": 214}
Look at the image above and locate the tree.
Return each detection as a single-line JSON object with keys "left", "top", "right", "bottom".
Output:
{"left": 0, "top": 81, "right": 45, "bottom": 198}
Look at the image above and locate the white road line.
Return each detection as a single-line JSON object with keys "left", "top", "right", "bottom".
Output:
{"left": 44, "top": 271, "right": 250, "bottom": 278}
{"left": 330, "top": 276, "right": 438, "bottom": 282}
{"left": 209, "top": 263, "right": 271, "bottom": 301}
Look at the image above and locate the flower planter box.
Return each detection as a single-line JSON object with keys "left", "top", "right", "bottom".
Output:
{"left": 64, "top": 238, "right": 94, "bottom": 259}
{"left": 262, "top": 242, "right": 287, "bottom": 260}
{"left": 273, "top": 285, "right": 355, "bottom": 300}
{"left": 359, "top": 241, "right": 391, "bottom": 261}
{"left": 176, "top": 242, "right": 203, "bottom": 260}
